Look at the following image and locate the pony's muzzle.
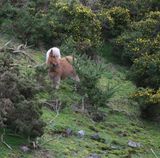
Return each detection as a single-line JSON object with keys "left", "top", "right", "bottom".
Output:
{"left": 52, "top": 63, "right": 59, "bottom": 67}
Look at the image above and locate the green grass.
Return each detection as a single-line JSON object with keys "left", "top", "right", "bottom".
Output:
{"left": 1, "top": 39, "right": 160, "bottom": 158}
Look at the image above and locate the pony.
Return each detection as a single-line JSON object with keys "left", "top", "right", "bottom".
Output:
{"left": 46, "top": 47, "right": 80, "bottom": 89}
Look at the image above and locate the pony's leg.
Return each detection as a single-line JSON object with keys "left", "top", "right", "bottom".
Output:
{"left": 52, "top": 76, "right": 61, "bottom": 89}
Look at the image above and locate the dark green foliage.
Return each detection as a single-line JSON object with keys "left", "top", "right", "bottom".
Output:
{"left": 74, "top": 54, "right": 116, "bottom": 109}
{"left": 99, "top": 7, "right": 131, "bottom": 39}
{"left": 130, "top": 53, "right": 160, "bottom": 89}
{"left": 7, "top": 100, "right": 44, "bottom": 138}
{"left": 0, "top": 52, "right": 45, "bottom": 138}
{"left": 55, "top": 1, "right": 102, "bottom": 52}
{"left": 114, "top": 11, "right": 160, "bottom": 65}
{"left": 35, "top": 64, "right": 48, "bottom": 87}
{"left": 132, "top": 88, "right": 160, "bottom": 121}
{"left": 100, "top": 0, "right": 159, "bottom": 20}
{"left": 0, "top": 0, "right": 102, "bottom": 53}
{"left": 113, "top": 11, "right": 160, "bottom": 120}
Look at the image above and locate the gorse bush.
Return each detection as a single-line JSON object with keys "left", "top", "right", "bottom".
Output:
{"left": 0, "top": 0, "right": 102, "bottom": 53}
{"left": 111, "top": 10, "right": 160, "bottom": 121}
{"left": 0, "top": 52, "right": 45, "bottom": 139}
{"left": 100, "top": 0, "right": 159, "bottom": 20}
{"left": 48, "top": 1, "right": 102, "bottom": 54}
{"left": 132, "top": 88, "right": 160, "bottom": 121}
{"left": 114, "top": 11, "right": 160, "bottom": 64}
{"left": 100, "top": 7, "right": 131, "bottom": 39}
{"left": 131, "top": 53, "right": 160, "bottom": 89}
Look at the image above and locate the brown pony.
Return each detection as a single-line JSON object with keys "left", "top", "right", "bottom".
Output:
{"left": 46, "top": 49, "right": 80, "bottom": 89}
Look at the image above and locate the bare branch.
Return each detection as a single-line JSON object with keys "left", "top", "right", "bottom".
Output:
{"left": 12, "top": 50, "right": 38, "bottom": 64}
{"left": 0, "top": 131, "right": 13, "bottom": 150}
{"left": 151, "top": 148, "right": 159, "bottom": 158}
{"left": 0, "top": 40, "right": 12, "bottom": 51}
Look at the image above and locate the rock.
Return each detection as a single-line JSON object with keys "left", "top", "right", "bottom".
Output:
{"left": 88, "top": 153, "right": 101, "bottom": 158}
{"left": 20, "top": 145, "right": 30, "bottom": 152}
{"left": 91, "top": 133, "right": 106, "bottom": 143}
{"left": 110, "top": 145, "right": 119, "bottom": 149}
{"left": 91, "top": 133, "right": 100, "bottom": 140}
{"left": 128, "top": 140, "right": 141, "bottom": 148}
{"left": 77, "top": 130, "right": 85, "bottom": 137}
{"left": 66, "top": 128, "right": 72, "bottom": 136}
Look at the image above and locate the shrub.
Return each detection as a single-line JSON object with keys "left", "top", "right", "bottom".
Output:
{"left": 0, "top": 1, "right": 102, "bottom": 53}
{"left": 114, "top": 11, "right": 160, "bottom": 64}
{"left": 100, "top": 0, "right": 156, "bottom": 20}
{"left": 54, "top": 1, "right": 102, "bottom": 52}
{"left": 99, "top": 7, "right": 131, "bottom": 39}
{"left": 130, "top": 53, "right": 160, "bottom": 89}
{"left": 79, "top": 0, "right": 102, "bottom": 11}
{"left": 74, "top": 54, "right": 116, "bottom": 110}
{"left": 115, "top": 35, "right": 152, "bottom": 64}
{"left": 132, "top": 88, "right": 160, "bottom": 121}
{"left": 0, "top": 52, "right": 45, "bottom": 139}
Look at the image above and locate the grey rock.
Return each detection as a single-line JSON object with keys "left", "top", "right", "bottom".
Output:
{"left": 128, "top": 140, "right": 141, "bottom": 148}
{"left": 20, "top": 145, "right": 30, "bottom": 152}
{"left": 77, "top": 130, "right": 85, "bottom": 137}
{"left": 91, "top": 133, "right": 100, "bottom": 140}
{"left": 87, "top": 153, "right": 101, "bottom": 158}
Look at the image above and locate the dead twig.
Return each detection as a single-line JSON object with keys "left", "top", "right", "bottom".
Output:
{"left": 34, "top": 62, "right": 46, "bottom": 68}
{"left": 44, "top": 100, "right": 61, "bottom": 125}
{"left": 1, "top": 42, "right": 38, "bottom": 64}
{"left": 12, "top": 50, "right": 38, "bottom": 64}
{"left": 0, "top": 130, "right": 13, "bottom": 150}
{"left": 151, "top": 148, "right": 159, "bottom": 158}
{"left": 0, "top": 40, "right": 12, "bottom": 51}
{"left": 40, "top": 134, "right": 62, "bottom": 147}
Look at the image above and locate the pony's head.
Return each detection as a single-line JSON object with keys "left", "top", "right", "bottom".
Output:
{"left": 47, "top": 49, "right": 60, "bottom": 67}
{"left": 46, "top": 47, "right": 61, "bottom": 64}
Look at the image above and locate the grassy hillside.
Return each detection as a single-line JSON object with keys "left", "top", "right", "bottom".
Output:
{"left": 0, "top": 36, "right": 160, "bottom": 158}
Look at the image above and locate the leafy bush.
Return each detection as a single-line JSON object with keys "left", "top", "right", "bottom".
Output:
{"left": 0, "top": 52, "right": 45, "bottom": 138}
{"left": 132, "top": 88, "right": 160, "bottom": 121}
{"left": 0, "top": 1, "right": 55, "bottom": 46}
{"left": 99, "top": 7, "right": 131, "bottom": 39}
{"left": 114, "top": 11, "right": 160, "bottom": 64}
{"left": 79, "top": 0, "right": 102, "bottom": 11}
{"left": 111, "top": 10, "right": 160, "bottom": 121}
{"left": 100, "top": 0, "right": 157, "bottom": 20}
{"left": 130, "top": 53, "right": 160, "bottom": 89}
{"left": 0, "top": 1, "right": 102, "bottom": 53}
{"left": 55, "top": 1, "right": 102, "bottom": 52}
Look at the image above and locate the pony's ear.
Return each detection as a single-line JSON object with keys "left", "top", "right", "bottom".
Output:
{"left": 49, "top": 50, "right": 53, "bottom": 57}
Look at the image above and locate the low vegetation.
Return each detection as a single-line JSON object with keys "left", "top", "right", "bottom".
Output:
{"left": 0, "top": 0, "right": 160, "bottom": 157}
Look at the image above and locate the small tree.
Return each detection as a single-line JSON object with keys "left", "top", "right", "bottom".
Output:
{"left": 74, "top": 54, "right": 117, "bottom": 111}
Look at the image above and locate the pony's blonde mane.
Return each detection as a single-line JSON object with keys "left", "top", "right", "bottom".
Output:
{"left": 46, "top": 47, "right": 61, "bottom": 64}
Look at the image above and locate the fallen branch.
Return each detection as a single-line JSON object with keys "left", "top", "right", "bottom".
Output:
{"left": 151, "top": 148, "right": 159, "bottom": 158}
{"left": 0, "top": 40, "right": 12, "bottom": 51}
{"left": 12, "top": 50, "right": 38, "bottom": 64}
{"left": 1, "top": 43, "right": 38, "bottom": 64}
{"left": 44, "top": 100, "right": 61, "bottom": 125}
{"left": 40, "top": 134, "right": 62, "bottom": 146}
{"left": 0, "top": 131, "right": 13, "bottom": 150}
{"left": 34, "top": 62, "right": 46, "bottom": 68}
